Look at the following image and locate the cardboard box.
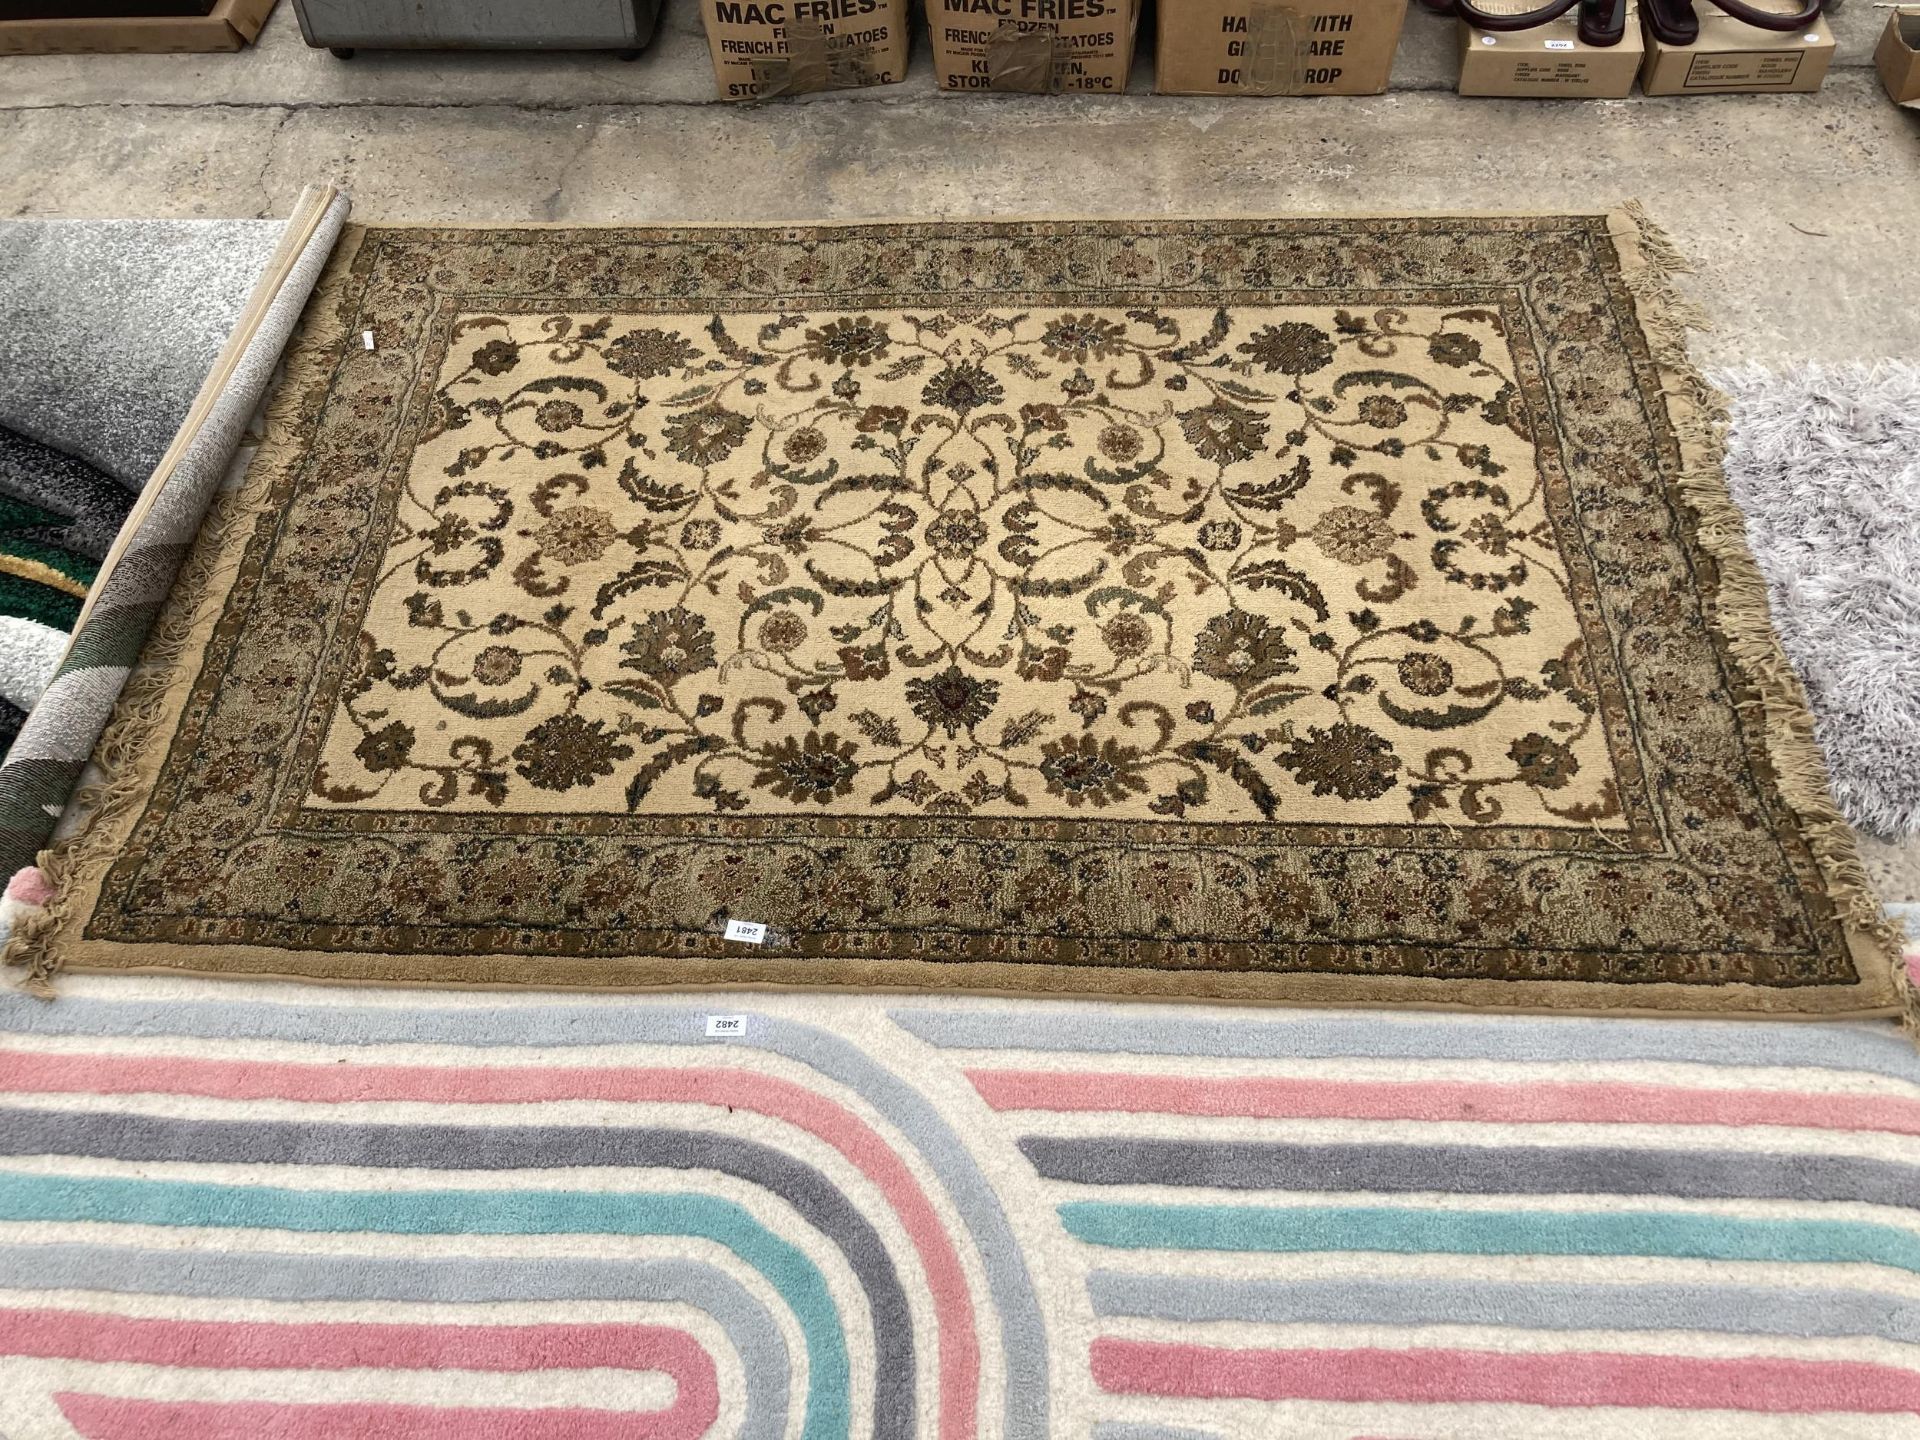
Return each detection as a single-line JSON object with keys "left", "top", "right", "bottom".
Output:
{"left": 1877, "top": 10, "right": 1920, "bottom": 106}
{"left": 0, "top": 0, "right": 272, "bottom": 52}
{"left": 1457, "top": 1, "right": 1642, "bottom": 96}
{"left": 1638, "top": 0, "right": 1832, "bottom": 95}
{"left": 1155, "top": 0, "right": 1408, "bottom": 95}
{"left": 699, "top": 0, "right": 908, "bottom": 101}
{"left": 927, "top": 0, "right": 1140, "bottom": 92}
{"left": 0, "top": 3, "right": 218, "bottom": 16}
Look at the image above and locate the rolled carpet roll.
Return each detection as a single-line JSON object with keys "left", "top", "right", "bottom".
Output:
{"left": 0, "top": 186, "right": 351, "bottom": 933}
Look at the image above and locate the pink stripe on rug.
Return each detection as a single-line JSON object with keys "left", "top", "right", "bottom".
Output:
{"left": 1091, "top": 1339, "right": 1920, "bottom": 1413}
{"left": 967, "top": 1069, "right": 1920, "bottom": 1136}
{"left": 7, "top": 1312, "right": 712, "bottom": 1419}
{"left": 56, "top": 1395, "right": 697, "bottom": 1440}
{"left": 0, "top": 1048, "right": 979, "bottom": 1440}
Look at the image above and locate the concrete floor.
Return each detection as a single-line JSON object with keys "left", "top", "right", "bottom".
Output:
{"left": 4, "top": 1, "right": 1916, "bottom": 373}
{"left": 3, "top": 0, "right": 1916, "bottom": 905}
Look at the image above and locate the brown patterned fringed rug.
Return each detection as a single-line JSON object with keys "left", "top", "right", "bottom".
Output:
{"left": 7, "top": 213, "right": 1903, "bottom": 1018}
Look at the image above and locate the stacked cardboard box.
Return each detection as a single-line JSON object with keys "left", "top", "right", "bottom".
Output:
{"left": 1456, "top": 0, "right": 1643, "bottom": 97}
{"left": 700, "top": 0, "right": 909, "bottom": 100}
{"left": 927, "top": 0, "right": 1141, "bottom": 92}
{"left": 690, "top": 0, "right": 1866, "bottom": 99}
{"left": 1639, "top": 0, "right": 1833, "bottom": 94}
{"left": 1155, "top": 0, "right": 1408, "bottom": 95}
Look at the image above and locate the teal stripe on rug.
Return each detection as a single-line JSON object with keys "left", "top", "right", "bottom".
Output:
{"left": 1058, "top": 1202, "right": 1920, "bottom": 1273}
{"left": 0, "top": 1170, "right": 851, "bottom": 1439}
{"left": 1086, "top": 1271, "right": 1920, "bottom": 1343}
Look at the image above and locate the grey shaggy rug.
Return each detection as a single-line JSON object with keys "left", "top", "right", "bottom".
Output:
{"left": 1715, "top": 362, "right": 1920, "bottom": 839}
{"left": 0, "top": 219, "right": 284, "bottom": 491}
{"left": 0, "top": 427, "right": 132, "bottom": 563}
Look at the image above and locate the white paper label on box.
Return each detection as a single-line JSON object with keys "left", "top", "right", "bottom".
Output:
{"left": 1544, "top": 38, "right": 1575, "bottom": 48}
{"left": 723, "top": 919, "right": 768, "bottom": 945}
{"left": 706, "top": 1015, "right": 748, "bottom": 1038}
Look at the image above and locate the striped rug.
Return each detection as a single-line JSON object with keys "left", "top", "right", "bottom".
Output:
{"left": 2, "top": 976, "right": 1918, "bottom": 1437}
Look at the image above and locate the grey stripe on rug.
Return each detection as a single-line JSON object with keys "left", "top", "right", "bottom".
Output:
{"left": 1019, "top": 1136, "right": 1920, "bottom": 1206}
{"left": 1715, "top": 362, "right": 1920, "bottom": 839}
{"left": 1086, "top": 1272, "right": 1920, "bottom": 1342}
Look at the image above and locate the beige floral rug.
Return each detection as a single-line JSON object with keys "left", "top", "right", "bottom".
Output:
{"left": 6, "top": 215, "right": 1902, "bottom": 1017}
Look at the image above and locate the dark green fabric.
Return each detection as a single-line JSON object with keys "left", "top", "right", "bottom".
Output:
{"left": 0, "top": 465, "right": 103, "bottom": 763}
{"left": 61, "top": 599, "right": 160, "bottom": 672}
{"left": 0, "top": 494, "right": 97, "bottom": 636}
{"left": 0, "top": 571, "right": 82, "bottom": 633}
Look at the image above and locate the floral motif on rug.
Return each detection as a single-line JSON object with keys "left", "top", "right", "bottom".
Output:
{"left": 9, "top": 217, "right": 1899, "bottom": 1014}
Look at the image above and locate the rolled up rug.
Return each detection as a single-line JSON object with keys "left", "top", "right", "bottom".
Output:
{"left": 0, "top": 227, "right": 284, "bottom": 767}
{"left": 0, "top": 186, "right": 350, "bottom": 969}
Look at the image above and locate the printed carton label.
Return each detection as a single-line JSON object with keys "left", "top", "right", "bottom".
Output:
{"left": 1682, "top": 49, "right": 1803, "bottom": 87}
{"left": 1508, "top": 58, "right": 1601, "bottom": 82}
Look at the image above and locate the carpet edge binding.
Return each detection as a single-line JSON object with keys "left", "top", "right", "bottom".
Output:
{"left": 1604, "top": 202, "right": 1911, "bottom": 1034}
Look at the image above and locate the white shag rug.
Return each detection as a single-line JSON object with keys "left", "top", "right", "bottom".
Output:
{"left": 1714, "top": 362, "right": 1920, "bottom": 839}
{"left": 0, "top": 615, "right": 67, "bottom": 714}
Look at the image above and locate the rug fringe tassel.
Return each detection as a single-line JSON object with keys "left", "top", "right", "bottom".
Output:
{"left": 2, "top": 865, "right": 55, "bottom": 998}
{"left": 1607, "top": 203, "right": 1907, "bottom": 1014}
{"left": 1900, "top": 939, "right": 1920, "bottom": 1042}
